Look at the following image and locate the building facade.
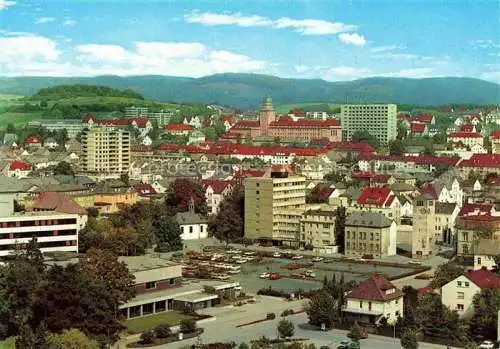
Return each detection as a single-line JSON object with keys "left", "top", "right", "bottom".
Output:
{"left": 340, "top": 104, "right": 398, "bottom": 144}
{"left": 300, "top": 209, "right": 338, "bottom": 255}
{"left": 81, "top": 126, "right": 131, "bottom": 175}
{"left": 41, "top": 120, "right": 85, "bottom": 139}
{"left": 244, "top": 169, "right": 306, "bottom": 246}
{"left": 412, "top": 195, "right": 437, "bottom": 258}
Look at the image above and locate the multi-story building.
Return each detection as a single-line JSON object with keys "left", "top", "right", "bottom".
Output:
{"left": 340, "top": 104, "right": 398, "bottom": 144}
{"left": 0, "top": 211, "right": 80, "bottom": 256}
{"left": 447, "top": 131, "right": 484, "bottom": 149}
{"left": 125, "top": 106, "right": 149, "bottom": 118}
{"left": 412, "top": 194, "right": 437, "bottom": 259}
{"left": 344, "top": 211, "right": 397, "bottom": 258}
{"left": 41, "top": 119, "right": 85, "bottom": 139}
{"left": 244, "top": 168, "right": 306, "bottom": 246}
{"left": 491, "top": 131, "right": 500, "bottom": 154}
{"left": 81, "top": 126, "right": 131, "bottom": 175}
{"left": 230, "top": 97, "right": 342, "bottom": 142}
{"left": 300, "top": 209, "right": 338, "bottom": 254}
{"left": 201, "top": 179, "right": 233, "bottom": 215}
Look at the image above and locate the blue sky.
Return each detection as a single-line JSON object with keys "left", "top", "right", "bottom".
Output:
{"left": 0, "top": 0, "right": 499, "bottom": 82}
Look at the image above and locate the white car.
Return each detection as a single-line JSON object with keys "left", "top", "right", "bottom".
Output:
{"left": 259, "top": 272, "right": 270, "bottom": 279}
{"left": 273, "top": 252, "right": 282, "bottom": 258}
{"left": 312, "top": 256, "right": 324, "bottom": 262}
{"left": 291, "top": 254, "right": 303, "bottom": 260}
{"left": 479, "top": 341, "right": 495, "bottom": 349}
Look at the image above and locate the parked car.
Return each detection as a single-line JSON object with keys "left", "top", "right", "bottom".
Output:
{"left": 337, "top": 340, "right": 360, "bottom": 349}
{"left": 291, "top": 254, "right": 303, "bottom": 260}
{"left": 312, "top": 256, "right": 324, "bottom": 262}
{"left": 273, "top": 252, "right": 282, "bottom": 258}
{"left": 479, "top": 341, "right": 495, "bottom": 349}
{"left": 259, "top": 272, "right": 270, "bottom": 279}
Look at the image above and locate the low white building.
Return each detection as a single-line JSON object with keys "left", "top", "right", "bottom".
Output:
{"left": 441, "top": 268, "right": 500, "bottom": 318}
{"left": 473, "top": 239, "right": 500, "bottom": 271}
{"left": 343, "top": 273, "right": 404, "bottom": 326}
{"left": 175, "top": 200, "right": 209, "bottom": 240}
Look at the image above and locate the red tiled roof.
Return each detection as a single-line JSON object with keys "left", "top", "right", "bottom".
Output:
{"left": 158, "top": 143, "right": 181, "bottom": 152}
{"left": 358, "top": 154, "right": 461, "bottom": 166}
{"left": 491, "top": 130, "right": 500, "bottom": 140}
{"left": 358, "top": 186, "right": 393, "bottom": 206}
{"left": 465, "top": 269, "right": 500, "bottom": 288}
{"left": 201, "top": 179, "right": 232, "bottom": 194}
{"left": 411, "top": 122, "right": 427, "bottom": 133}
{"left": 269, "top": 117, "right": 339, "bottom": 128}
{"left": 329, "top": 142, "right": 375, "bottom": 153}
{"left": 221, "top": 131, "right": 242, "bottom": 139}
{"left": 233, "top": 169, "right": 265, "bottom": 179}
{"left": 459, "top": 203, "right": 494, "bottom": 217}
{"left": 82, "top": 113, "right": 97, "bottom": 123}
{"left": 459, "top": 124, "right": 475, "bottom": 132}
{"left": 448, "top": 132, "right": 483, "bottom": 138}
{"left": 485, "top": 174, "right": 500, "bottom": 185}
{"left": 132, "top": 183, "right": 157, "bottom": 197}
{"left": 347, "top": 274, "right": 403, "bottom": 301}
{"left": 420, "top": 183, "right": 438, "bottom": 199}
{"left": 9, "top": 160, "right": 32, "bottom": 171}
{"left": 220, "top": 115, "right": 236, "bottom": 124}
{"left": 165, "top": 123, "right": 193, "bottom": 132}
{"left": 311, "top": 184, "right": 335, "bottom": 200}
{"left": 417, "top": 286, "right": 435, "bottom": 296}
{"left": 32, "top": 192, "right": 87, "bottom": 215}
{"left": 231, "top": 120, "right": 260, "bottom": 129}
{"left": 26, "top": 136, "right": 41, "bottom": 144}
{"left": 417, "top": 114, "right": 434, "bottom": 123}
{"left": 459, "top": 154, "right": 500, "bottom": 168}
{"left": 97, "top": 117, "right": 150, "bottom": 128}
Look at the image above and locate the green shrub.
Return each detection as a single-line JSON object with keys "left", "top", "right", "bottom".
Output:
{"left": 179, "top": 318, "right": 197, "bottom": 333}
{"left": 154, "top": 324, "right": 172, "bottom": 339}
{"left": 139, "top": 331, "right": 155, "bottom": 344}
{"left": 266, "top": 312, "right": 276, "bottom": 320}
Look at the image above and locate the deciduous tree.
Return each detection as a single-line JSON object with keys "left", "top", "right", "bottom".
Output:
{"left": 46, "top": 329, "right": 99, "bottom": 349}
{"left": 306, "top": 291, "right": 337, "bottom": 329}
{"left": 166, "top": 178, "right": 207, "bottom": 214}
{"left": 400, "top": 329, "right": 418, "bottom": 349}
{"left": 429, "top": 261, "right": 464, "bottom": 288}
{"left": 469, "top": 288, "right": 500, "bottom": 341}
{"left": 277, "top": 319, "right": 294, "bottom": 339}
{"left": 208, "top": 186, "right": 244, "bottom": 246}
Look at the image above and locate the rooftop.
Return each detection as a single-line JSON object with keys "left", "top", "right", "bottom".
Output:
{"left": 118, "top": 255, "right": 180, "bottom": 273}
{"left": 347, "top": 273, "right": 403, "bottom": 301}
{"left": 345, "top": 211, "right": 393, "bottom": 228}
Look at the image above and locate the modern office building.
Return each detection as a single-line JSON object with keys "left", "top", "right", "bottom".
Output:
{"left": 81, "top": 126, "right": 131, "bottom": 175}
{"left": 244, "top": 167, "right": 306, "bottom": 246}
{"left": 0, "top": 212, "right": 80, "bottom": 256}
{"left": 340, "top": 104, "right": 398, "bottom": 144}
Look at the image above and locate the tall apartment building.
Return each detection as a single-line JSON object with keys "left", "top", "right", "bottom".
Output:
{"left": 0, "top": 212, "right": 80, "bottom": 256}
{"left": 244, "top": 169, "right": 306, "bottom": 246}
{"left": 340, "top": 104, "right": 397, "bottom": 144}
{"left": 81, "top": 126, "right": 131, "bottom": 175}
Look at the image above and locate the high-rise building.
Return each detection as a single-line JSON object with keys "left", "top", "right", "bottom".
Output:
{"left": 340, "top": 104, "right": 397, "bottom": 144}
{"left": 81, "top": 126, "right": 131, "bottom": 174}
{"left": 244, "top": 168, "right": 306, "bottom": 246}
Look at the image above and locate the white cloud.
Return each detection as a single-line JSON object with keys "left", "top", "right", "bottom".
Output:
{"left": 185, "top": 11, "right": 358, "bottom": 37}
{"left": 323, "top": 66, "right": 370, "bottom": 80}
{"left": 338, "top": 33, "right": 366, "bottom": 46}
{"left": 35, "top": 17, "right": 56, "bottom": 24}
{"left": 185, "top": 11, "right": 272, "bottom": 27}
{"left": 480, "top": 71, "right": 500, "bottom": 83}
{"left": 0, "top": 0, "right": 16, "bottom": 10}
{"left": 0, "top": 35, "right": 60, "bottom": 64}
{"left": 62, "top": 19, "right": 76, "bottom": 26}
{"left": 76, "top": 44, "right": 130, "bottom": 63}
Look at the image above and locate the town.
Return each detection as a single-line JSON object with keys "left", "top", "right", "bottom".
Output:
{"left": 0, "top": 83, "right": 498, "bottom": 349}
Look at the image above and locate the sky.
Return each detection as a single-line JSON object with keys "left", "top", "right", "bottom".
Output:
{"left": 0, "top": 0, "right": 499, "bottom": 82}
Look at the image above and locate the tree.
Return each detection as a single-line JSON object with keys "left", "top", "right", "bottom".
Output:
{"left": 80, "top": 248, "right": 136, "bottom": 304}
{"left": 422, "top": 139, "right": 435, "bottom": 155}
{"left": 400, "top": 329, "right": 418, "bottom": 349}
{"left": 53, "top": 161, "right": 74, "bottom": 176}
{"left": 202, "top": 127, "right": 217, "bottom": 141}
{"left": 351, "top": 130, "right": 380, "bottom": 149}
{"left": 208, "top": 186, "right": 244, "bottom": 246}
{"left": 348, "top": 321, "right": 363, "bottom": 341}
{"left": 46, "top": 329, "right": 99, "bottom": 349}
{"left": 139, "top": 331, "right": 155, "bottom": 344}
{"left": 389, "top": 139, "right": 406, "bottom": 155}
{"left": 155, "top": 215, "right": 183, "bottom": 251}
{"left": 277, "top": 319, "right": 294, "bottom": 339}
{"left": 430, "top": 261, "right": 464, "bottom": 288}
{"left": 324, "top": 171, "right": 343, "bottom": 183}
{"left": 15, "top": 324, "right": 36, "bottom": 349}
{"left": 469, "top": 288, "right": 500, "bottom": 341}
{"left": 166, "top": 178, "right": 207, "bottom": 214}
{"left": 6, "top": 123, "right": 16, "bottom": 133}
{"left": 433, "top": 132, "right": 447, "bottom": 144}
{"left": 306, "top": 291, "right": 337, "bottom": 329}
{"left": 154, "top": 323, "right": 172, "bottom": 339}
{"left": 179, "top": 318, "right": 197, "bottom": 333}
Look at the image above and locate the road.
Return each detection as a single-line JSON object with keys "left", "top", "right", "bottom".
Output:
{"left": 115, "top": 297, "right": 458, "bottom": 349}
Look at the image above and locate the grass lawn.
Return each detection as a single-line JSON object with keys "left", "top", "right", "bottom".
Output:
{"left": 0, "top": 112, "right": 42, "bottom": 127}
{"left": 0, "top": 337, "right": 15, "bottom": 349}
{"left": 124, "top": 311, "right": 194, "bottom": 334}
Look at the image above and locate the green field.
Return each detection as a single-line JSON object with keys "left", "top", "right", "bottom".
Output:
{"left": 0, "top": 337, "right": 15, "bottom": 349}
{"left": 275, "top": 103, "right": 341, "bottom": 114}
{"left": 124, "top": 311, "right": 194, "bottom": 333}
{"left": 0, "top": 112, "right": 42, "bottom": 127}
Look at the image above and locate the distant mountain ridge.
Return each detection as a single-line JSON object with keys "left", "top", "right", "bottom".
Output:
{"left": 0, "top": 74, "right": 498, "bottom": 108}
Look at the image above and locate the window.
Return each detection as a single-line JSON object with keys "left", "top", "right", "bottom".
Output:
{"left": 478, "top": 257, "right": 482, "bottom": 265}
{"left": 256, "top": 190, "right": 259, "bottom": 194}
{"left": 457, "top": 304, "right": 464, "bottom": 311}
{"left": 145, "top": 281, "right": 157, "bottom": 289}
{"left": 457, "top": 281, "right": 462, "bottom": 287}
{"left": 189, "top": 226, "right": 193, "bottom": 233}
{"left": 465, "top": 282, "right": 469, "bottom": 287}
{"left": 368, "top": 302, "right": 372, "bottom": 311}
{"left": 457, "top": 292, "right": 464, "bottom": 299}
{"left": 359, "top": 301, "right": 363, "bottom": 308}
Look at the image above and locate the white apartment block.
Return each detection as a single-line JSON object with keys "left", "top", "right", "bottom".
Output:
{"left": 81, "top": 126, "right": 131, "bottom": 174}
{"left": 41, "top": 120, "right": 85, "bottom": 139}
{"left": 0, "top": 212, "right": 80, "bottom": 256}
{"left": 125, "top": 106, "right": 149, "bottom": 118}
{"left": 341, "top": 104, "right": 398, "bottom": 144}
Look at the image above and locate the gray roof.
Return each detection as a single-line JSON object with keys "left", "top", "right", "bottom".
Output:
{"left": 175, "top": 211, "right": 208, "bottom": 225}
{"left": 0, "top": 176, "right": 26, "bottom": 193}
{"left": 346, "top": 211, "right": 393, "bottom": 228}
{"left": 390, "top": 183, "right": 417, "bottom": 192}
{"left": 475, "top": 239, "right": 500, "bottom": 256}
{"left": 304, "top": 209, "right": 337, "bottom": 217}
{"left": 435, "top": 202, "right": 457, "bottom": 215}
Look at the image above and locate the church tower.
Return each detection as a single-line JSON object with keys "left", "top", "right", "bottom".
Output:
{"left": 412, "top": 194, "right": 437, "bottom": 259}
{"left": 259, "top": 96, "right": 276, "bottom": 136}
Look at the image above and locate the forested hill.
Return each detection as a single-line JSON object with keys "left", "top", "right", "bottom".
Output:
{"left": 32, "top": 84, "right": 144, "bottom": 100}
{"left": 0, "top": 74, "right": 499, "bottom": 108}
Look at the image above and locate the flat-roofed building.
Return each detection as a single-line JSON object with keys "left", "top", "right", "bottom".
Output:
{"left": 341, "top": 104, "right": 397, "bottom": 144}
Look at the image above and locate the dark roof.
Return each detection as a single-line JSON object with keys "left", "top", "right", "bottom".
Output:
{"left": 435, "top": 202, "right": 457, "bottom": 215}
{"left": 175, "top": 211, "right": 208, "bottom": 225}
{"left": 303, "top": 209, "right": 337, "bottom": 217}
{"left": 347, "top": 274, "right": 403, "bottom": 301}
{"left": 346, "top": 211, "right": 393, "bottom": 228}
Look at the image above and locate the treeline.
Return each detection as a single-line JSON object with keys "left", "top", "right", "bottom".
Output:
{"left": 33, "top": 84, "right": 144, "bottom": 100}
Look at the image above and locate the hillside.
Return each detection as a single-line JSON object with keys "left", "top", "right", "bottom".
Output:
{"left": 0, "top": 74, "right": 499, "bottom": 108}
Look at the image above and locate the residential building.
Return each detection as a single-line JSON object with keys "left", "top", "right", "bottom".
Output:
{"left": 435, "top": 202, "right": 460, "bottom": 245}
{"left": 149, "top": 109, "right": 176, "bottom": 127}
{"left": 447, "top": 132, "right": 484, "bottom": 149}
{"left": 132, "top": 183, "right": 158, "bottom": 201}
{"left": 30, "top": 191, "right": 88, "bottom": 229}
{"left": 124, "top": 106, "right": 149, "bottom": 118}
{"left": 410, "top": 122, "right": 428, "bottom": 137}
{"left": 412, "top": 194, "right": 437, "bottom": 258}
{"left": 175, "top": 199, "right": 208, "bottom": 240}
{"left": 300, "top": 209, "right": 338, "bottom": 254}
{"left": 81, "top": 126, "right": 131, "bottom": 175}
{"left": 26, "top": 136, "right": 42, "bottom": 148}
{"left": 353, "top": 186, "right": 401, "bottom": 224}
{"left": 244, "top": 167, "right": 306, "bottom": 246}
{"left": 458, "top": 154, "right": 500, "bottom": 176}
{"left": 473, "top": 239, "right": 500, "bottom": 270}
{"left": 491, "top": 131, "right": 500, "bottom": 154}
{"left": 5, "top": 160, "right": 32, "bottom": 178}
{"left": 229, "top": 97, "right": 342, "bottom": 142}
{"left": 343, "top": 273, "right": 404, "bottom": 325}
{"left": 118, "top": 255, "right": 241, "bottom": 319}
{"left": 344, "top": 211, "right": 397, "bottom": 258}
{"left": 43, "top": 137, "right": 58, "bottom": 150}
{"left": 441, "top": 268, "right": 500, "bottom": 317}
{"left": 201, "top": 179, "right": 233, "bottom": 215}
{"left": 188, "top": 130, "right": 206, "bottom": 145}
{"left": 183, "top": 116, "right": 202, "bottom": 129}
{"left": 0, "top": 211, "right": 80, "bottom": 256}
{"left": 165, "top": 123, "right": 193, "bottom": 136}
{"left": 41, "top": 119, "right": 85, "bottom": 139}
{"left": 340, "top": 104, "right": 398, "bottom": 144}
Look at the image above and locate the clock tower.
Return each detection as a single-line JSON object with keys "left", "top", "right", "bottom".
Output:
{"left": 412, "top": 194, "right": 437, "bottom": 259}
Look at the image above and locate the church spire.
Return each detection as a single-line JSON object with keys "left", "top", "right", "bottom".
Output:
{"left": 188, "top": 197, "right": 195, "bottom": 213}
{"left": 261, "top": 96, "right": 274, "bottom": 112}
